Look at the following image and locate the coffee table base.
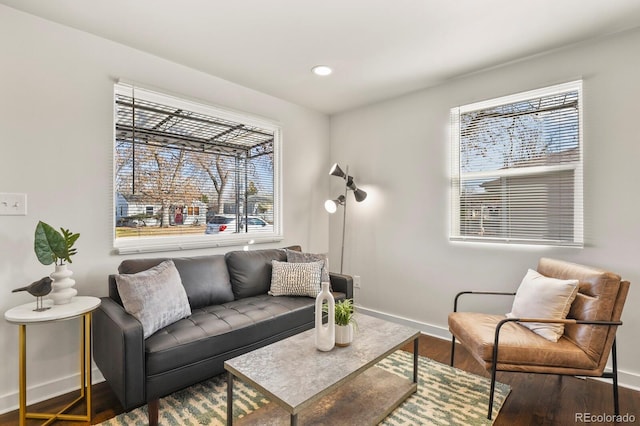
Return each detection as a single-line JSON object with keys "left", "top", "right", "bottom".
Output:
{"left": 234, "top": 366, "right": 417, "bottom": 425}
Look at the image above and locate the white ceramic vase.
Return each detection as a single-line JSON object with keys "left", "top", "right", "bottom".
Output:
{"left": 49, "top": 264, "right": 77, "bottom": 305}
{"left": 315, "top": 282, "right": 335, "bottom": 351}
{"left": 335, "top": 323, "right": 353, "bottom": 347}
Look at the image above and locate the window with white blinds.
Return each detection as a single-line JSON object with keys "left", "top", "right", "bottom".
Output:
{"left": 113, "top": 82, "right": 282, "bottom": 253}
{"left": 450, "top": 81, "right": 583, "bottom": 246}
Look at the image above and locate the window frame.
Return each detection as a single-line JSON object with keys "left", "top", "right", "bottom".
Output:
{"left": 449, "top": 80, "right": 584, "bottom": 247}
{"left": 113, "top": 81, "right": 283, "bottom": 254}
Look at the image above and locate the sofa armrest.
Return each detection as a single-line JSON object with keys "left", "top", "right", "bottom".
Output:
{"left": 92, "top": 297, "right": 146, "bottom": 410}
{"left": 329, "top": 272, "right": 353, "bottom": 299}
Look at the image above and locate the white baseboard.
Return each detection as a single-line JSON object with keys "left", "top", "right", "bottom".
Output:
{"left": 356, "top": 306, "right": 451, "bottom": 340}
{"left": 356, "top": 306, "right": 640, "bottom": 391}
{"left": 0, "top": 368, "right": 105, "bottom": 415}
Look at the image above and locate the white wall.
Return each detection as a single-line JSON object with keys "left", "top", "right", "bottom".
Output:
{"left": 330, "top": 27, "right": 640, "bottom": 388}
{"left": 0, "top": 6, "right": 330, "bottom": 412}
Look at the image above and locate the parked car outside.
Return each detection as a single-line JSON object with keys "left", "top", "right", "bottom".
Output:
{"left": 205, "top": 215, "right": 234, "bottom": 234}
{"left": 119, "top": 218, "right": 146, "bottom": 227}
{"left": 205, "top": 215, "right": 273, "bottom": 234}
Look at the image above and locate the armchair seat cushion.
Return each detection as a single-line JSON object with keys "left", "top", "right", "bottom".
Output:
{"left": 449, "top": 312, "right": 598, "bottom": 372}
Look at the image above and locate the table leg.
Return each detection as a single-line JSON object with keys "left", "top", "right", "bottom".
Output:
{"left": 84, "top": 312, "right": 92, "bottom": 419}
{"left": 413, "top": 337, "right": 419, "bottom": 383}
{"left": 18, "top": 324, "right": 26, "bottom": 426}
{"left": 227, "top": 372, "right": 233, "bottom": 426}
{"left": 291, "top": 413, "right": 298, "bottom": 425}
{"left": 19, "top": 313, "right": 94, "bottom": 424}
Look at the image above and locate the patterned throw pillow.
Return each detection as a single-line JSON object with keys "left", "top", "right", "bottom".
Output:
{"left": 269, "top": 260, "right": 323, "bottom": 297}
{"left": 285, "top": 249, "right": 330, "bottom": 283}
{"left": 115, "top": 260, "right": 192, "bottom": 339}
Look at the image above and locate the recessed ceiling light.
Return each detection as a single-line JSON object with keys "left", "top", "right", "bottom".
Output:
{"left": 311, "top": 65, "right": 333, "bottom": 76}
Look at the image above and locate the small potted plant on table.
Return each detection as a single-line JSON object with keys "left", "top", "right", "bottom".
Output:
{"left": 334, "top": 298, "right": 357, "bottom": 347}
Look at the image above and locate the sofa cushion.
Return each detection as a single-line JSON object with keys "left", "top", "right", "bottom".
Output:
{"left": 144, "top": 290, "right": 347, "bottom": 376}
{"left": 225, "top": 249, "right": 287, "bottom": 299}
{"left": 269, "top": 260, "right": 322, "bottom": 297}
{"left": 172, "top": 256, "right": 234, "bottom": 309}
{"left": 144, "top": 294, "right": 316, "bottom": 376}
{"left": 285, "top": 249, "right": 330, "bottom": 283}
{"left": 506, "top": 269, "right": 579, "bottom": 341}
{"left": 117, "top": 255, "right": 234, "bottom": 309}
{"left": 115, "top": 260, "right": 192, "bottom": 339}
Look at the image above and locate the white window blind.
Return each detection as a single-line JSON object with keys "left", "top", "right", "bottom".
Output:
{"left": 450, "top": 81, "right": 583, "bottom": 246}
{"left": 113, "top": 82, "right": 282, "bottom": 253}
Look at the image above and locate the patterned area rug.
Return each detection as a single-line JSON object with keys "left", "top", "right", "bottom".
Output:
{"left": 99, "top": 350, "right": 510, "bottom": 425}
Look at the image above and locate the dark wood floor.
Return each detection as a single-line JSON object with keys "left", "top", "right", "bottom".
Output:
{"left": 1, "top": 334, "right": 638, "bottom": 425}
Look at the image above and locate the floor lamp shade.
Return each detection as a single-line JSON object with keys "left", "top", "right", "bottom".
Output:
{"left": 325, "top": 195, "right": 346, "bottom": 213}
{"left": 346, "top": 176, "right": 367, "bottom": 202}
{"left": 354, "top": 188, "right": 367, "bottom": 202}
{"left": 329, "top": 163, "right": 346, "bottom": 179}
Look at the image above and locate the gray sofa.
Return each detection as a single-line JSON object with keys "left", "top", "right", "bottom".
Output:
{"left": 93, "top": 247, "right": 353, "bottom": 424}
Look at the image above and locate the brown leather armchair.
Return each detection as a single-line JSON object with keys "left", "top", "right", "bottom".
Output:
{"left": 448, "top": 258, "right": 630, "bottom": 419}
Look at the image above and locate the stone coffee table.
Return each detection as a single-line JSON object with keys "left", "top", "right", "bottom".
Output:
{"left": 224, "top": 313, "right": 420, "bottom": 425}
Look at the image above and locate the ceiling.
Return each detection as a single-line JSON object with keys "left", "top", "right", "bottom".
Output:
{"left": 3, "top": 0, "right": 640, "bottom": 114}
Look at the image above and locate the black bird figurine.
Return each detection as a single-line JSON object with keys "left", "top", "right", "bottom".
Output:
{"left": 12, "top": 276, "right": 53, "bottom": 311}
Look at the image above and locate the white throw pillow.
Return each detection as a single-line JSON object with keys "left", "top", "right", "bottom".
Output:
{"left": 115, "top": 260, "right": 192, "bottom": 339}
{"left": 269, "top": 260, "right": 323, "bottom": 297}
{"left": 506, "top": 269, "right": 579, "bottom": 342}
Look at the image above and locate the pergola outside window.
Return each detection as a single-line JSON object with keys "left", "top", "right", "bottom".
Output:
{"left": 113, "top": 82, "right": 282, "bottom": 253}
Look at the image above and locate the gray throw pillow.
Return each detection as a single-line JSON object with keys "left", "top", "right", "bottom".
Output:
{"left": 269, "top": 260, "right": 323, "bottom": 297}
{"left": 115, "top": 259, "right": 192, "bottom": 339}
{"left": 285, "top": 249, "right": 330, "bottom": 283}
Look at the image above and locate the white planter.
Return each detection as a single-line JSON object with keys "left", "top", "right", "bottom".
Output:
{"left": 315, "top": 282, "right": 335, "bottom": 351}
{"left": 49, "top": 264, "right": 77, "bottom": 305}
{"left": 335, "top": 323, "right": 353, "bottom": 347}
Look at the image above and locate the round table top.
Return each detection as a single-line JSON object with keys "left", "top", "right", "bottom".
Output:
{"left": 4, "top": 296, "right": 101, "bottom": 324}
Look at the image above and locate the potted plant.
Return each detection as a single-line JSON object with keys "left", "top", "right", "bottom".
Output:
{"left": 34, "top": 221, "right": 80, "bottom": 304}
{"left": 34, "top": 221, "right": 80, "bottom": 266}
{"left": 333, "top": 298, "right": 357, "bottom": 347}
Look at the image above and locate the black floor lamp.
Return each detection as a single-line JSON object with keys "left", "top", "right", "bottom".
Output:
{"left": 324, "top": 163, "right": 367, "bottom": 273}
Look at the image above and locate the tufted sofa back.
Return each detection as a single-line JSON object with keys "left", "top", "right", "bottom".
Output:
{"left": 109, "top": 248, "right": 298, "bottom": 309}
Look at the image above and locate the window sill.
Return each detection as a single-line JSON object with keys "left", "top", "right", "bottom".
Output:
{"left": 114, "top": 234, "right": 284, "bottom": 255}
{"left": 449, "top": 236, "right": 583, "bottom": 249}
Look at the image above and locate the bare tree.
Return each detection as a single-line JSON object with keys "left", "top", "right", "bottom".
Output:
{"left": 152, "top": 149, "right": 187, "bottom": 227}
{"left": 115, "top": 143, "right": 192, "bottom": 227}
{"left": 197, "top": 154, "right": 232, "bottom": 214}
{"left": 460, "top": 102, "right": 546, "bottom": 173}
{"left": 115, "top": 142, "right": 133, "bottom": 190}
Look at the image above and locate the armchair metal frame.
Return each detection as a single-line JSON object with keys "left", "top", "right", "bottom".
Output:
{"left": 450, "top": 291, "right": 623, "bottom": 420}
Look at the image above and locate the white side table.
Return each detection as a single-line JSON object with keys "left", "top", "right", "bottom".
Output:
{"left": 4, "top": 296, "right": 101, "bottom": 426}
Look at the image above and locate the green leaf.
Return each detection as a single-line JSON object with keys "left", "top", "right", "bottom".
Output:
{"left": 34, "top": 221, "right": 66, "bottom": 265}
{"left": 326, "top": 298, "right": 357, "bottom": 327}
{"left": 59, "top": 228, "right": 80, "bottom": 263}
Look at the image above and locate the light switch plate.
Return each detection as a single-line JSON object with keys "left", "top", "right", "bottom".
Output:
{"left": 0, "top": 193, "right": 27, "bottom": 215}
